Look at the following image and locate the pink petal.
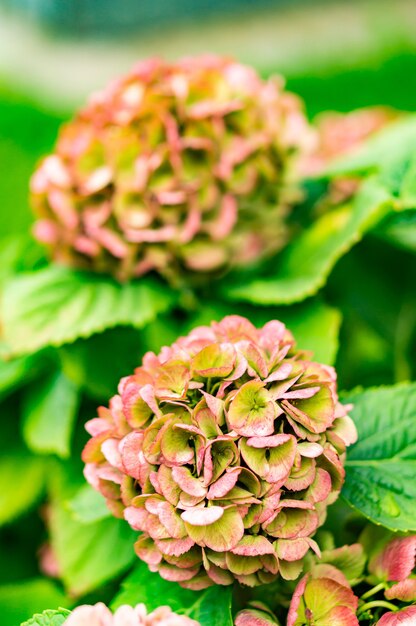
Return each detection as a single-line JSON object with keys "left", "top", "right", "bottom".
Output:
{"left": 264, "top": 362, "right": 293, "bottom": 383}
{"left": 119, "top": 432, "right": 145, "bottom": 480}
{"left": 281, "top": 386, "right": 321, "bottom": 400}
{"left": 172, "top": 466, "right": 207, "bottom": 498}
{"left": 297, "top": 442, "right": 324, "bottom": 458}
{"left": 231, "top": 535, "right": 275, "bottom": 557}
{"left": 83, "top": 165, "right": 112, "bottom": 194}
{"left": 385, "top": 579, "right": 416, "bottom": 602}
{"left": 371, "top": 536, "right": 416, "bottom": 582}
{"left": 207, "top": 468, "right": 241, "bottom": 499}
{"left": 209, "top": 194, "right": 238, "bottom": 240}
{"left": 124, "top": 506, "right": 148, "bottom": 531}
{"left": 287, "top": 575, "right": 308, "bottom": 626}
{"left": 377, "top": 606, "right": 416, "bottom": 626}
{"left": 155, "top": 536, "right": 195, "bottom": 557}
{"left": 158, "top": 563, "right": 200, "bottom": 582}
{"left": 246, "top": 433, "right": 293, "bottom": 449}
{"left": 181, "top": 506, "right": 224, "bottom": 526}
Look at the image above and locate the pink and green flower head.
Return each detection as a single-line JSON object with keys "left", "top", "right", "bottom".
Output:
{"left": 31, "top": 56, "right": 313, "bottom": 284}
{"left": 82, "top": 315, "right": 356, "bottom": 589}
{"left": 287, "top": 569, "right": 359, "bottom": 626}
{"left": 64, "top": 603, "right": 199, "bottom": 625}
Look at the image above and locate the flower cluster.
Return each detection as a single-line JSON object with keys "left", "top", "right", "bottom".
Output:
{"left": 31, "top": 56, "right": 312, "bottom": 283}
{"left": 64, "top": 603, "right": 199, "bottom": 626}
{"left": 83, "top": 315, "right": 356, "bottom": 589}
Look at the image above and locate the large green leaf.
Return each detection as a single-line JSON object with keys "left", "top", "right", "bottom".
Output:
{"left": 342, "top": 382, "right": 416, "bottom": 532}
{"left": 22, "top": 372, "right": 80, "bottom": 458}
{"left": 21, "top": 609, "right": 70, "bottom": 626}
{"left": 2, "top": 265, "right": 176, "bottom": 356}
{"left": 59, "top": 327, "right": 143, "bottom": 401}
{"left": 0, "top": 454, "right": 46, "bottom": 526}
{"left": 225, "top": 178, "right": 390, "bottom": 305}
{"left": 112, "top": 561, "right": 233, "bottom": 626}
{"left": 0, "top": 579, "right": 69, "bottom": 626}
{"left": 261, "top": 300, "right": 342, "bottom": 366}
{"left": 66, "top": 484, "right": 111, "bottom": 524}
{"left": 50, "top": 497, "right": 137, "bottom": 595}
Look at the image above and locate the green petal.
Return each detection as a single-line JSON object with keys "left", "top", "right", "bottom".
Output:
{"left": 192, "top": 344, "right": 235, "bottom": 378}
{"left": 240, "top": 435, "right": 296, "bottom": 482}
{"left": 184, "top": 506, "right": 244, "bottom": 552}
{"left": 227, "top": 380, "right": 277, "bottom": 437}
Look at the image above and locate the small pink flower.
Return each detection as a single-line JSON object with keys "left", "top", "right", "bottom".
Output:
{"left": 64, "top": 603, "right": 199, "bottom": 626}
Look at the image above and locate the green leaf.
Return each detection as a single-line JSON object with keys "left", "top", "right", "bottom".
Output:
{"left": 342, "top": 382, "right": 416, "bottom": 532}
{"left": 66, "top": 484, "right": 111, "bottom": 524}
{"left": 183, "top": 586, "right": 233, "bottom": 626}
{"left": 59, "top": 327, "right": 143, "bottom": 401}
{"left": 50, "top": 496, "right": 137, "bottom": 595}
{"left": 273, "top": 301, "right": 341, "bottom": 365}
{"left": 2, "top": 265, "right": 176, "bottom": 356}
{"left": 112, "top": 561, "right": 233, "bottom": 626}
{"left": 0, "top": 579, "right": 69, "bottom": 626}
{"left": 375, "top": 209, "right": 416, "bottom": 253}
{"left": 0, "top": 233, "right": 45, "bottom": 288}
{"left": 22, "top": 372, "right": 80, "bottom": 458}
{"left": 21, "top": 609, "right": 70, "bottom": 626}
{"left": 225, "top": 178, "right": 391, "bottom": 305}
{"left": 0, "top": 351, "right": 49, "bottom": 402}
{"left": 0, "top": 454, "right": 46, "bottom": 525}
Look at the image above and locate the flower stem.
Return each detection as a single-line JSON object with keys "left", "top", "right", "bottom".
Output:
{"left": 358, "top": 600, "right": 398, "bottom": 615}
{"left": 360, "top": 582, "right": 386, "bottom": 601}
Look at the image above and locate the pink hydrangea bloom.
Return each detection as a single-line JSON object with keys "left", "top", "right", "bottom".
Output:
{"left": 64, "top": 603, "right": 199, "bottom": 626}
{"left": 82, "top": 315, "right": 356, "bottom": 589}
{"left": 31, "top": 56, "right": 313, "bottom": 283}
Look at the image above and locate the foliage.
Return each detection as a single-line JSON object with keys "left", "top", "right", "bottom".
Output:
{"left": 342, "top": 383, "right": 416, "bottom": 532}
